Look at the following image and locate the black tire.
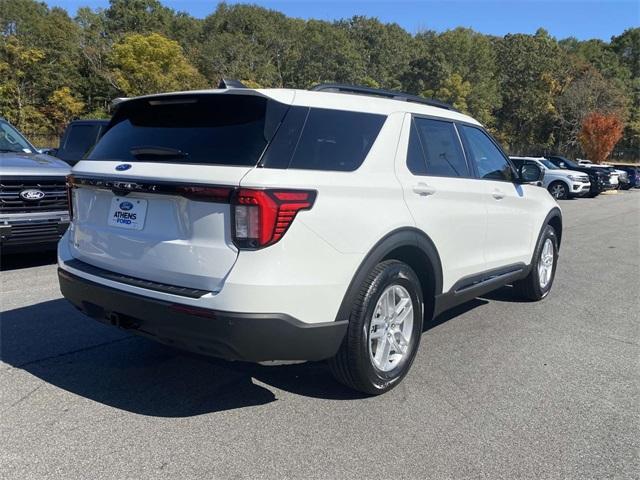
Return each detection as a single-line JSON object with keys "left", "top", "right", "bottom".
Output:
{"left": 328, "top": 260, "right": 424, "bottom": 395}
{"left": 513, "top": 225, "right": 558, "bottom": 301}
{"left": 587, "top": 191, "right": 600, "bottom": 198}
{"left": 548, "top": 181, "right": 569, "bottom": 200}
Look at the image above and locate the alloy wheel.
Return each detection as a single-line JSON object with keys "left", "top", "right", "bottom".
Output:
{"left": 369, "top": 285, "right": 414, "bottom": 372}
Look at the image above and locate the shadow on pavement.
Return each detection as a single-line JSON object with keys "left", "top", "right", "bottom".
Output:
{"left": 0, "top": 298, "right": 364, "bottom": 418}
{"left": 1, "top": 251, "right": 57, "bottom": 271}
{"left": 1, "top": 286, "right": 519, "bottom": 416}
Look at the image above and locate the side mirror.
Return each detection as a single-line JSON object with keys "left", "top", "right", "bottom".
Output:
{"left": 39, "top": 147, "right": 58, "bottom": 156}
{"left": 517, "top": 163, "right": 544, "bottom": 185}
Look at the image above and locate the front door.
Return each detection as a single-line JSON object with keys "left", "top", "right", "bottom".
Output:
{"left": 457, "top": 125, "right": 535, "bottom": 270}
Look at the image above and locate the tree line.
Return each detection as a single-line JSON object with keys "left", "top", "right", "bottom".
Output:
{"left": 1, "top": 0, "right": 638, "bottom": 160}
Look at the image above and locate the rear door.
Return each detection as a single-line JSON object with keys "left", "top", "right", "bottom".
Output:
{"left": 457, "top": 125, "right": 535, "bottom": 269}
{"left": 68, "top": 91, "right": 292, "bottom": 292}
{"left": 395, "top": 115, "right": 488, "bottom": 292}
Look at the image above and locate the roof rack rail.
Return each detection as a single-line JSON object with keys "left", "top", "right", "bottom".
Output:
{"left": 218, "top": 78, "right": 248, "bottom": 89}
{"left": 310, "top": 83, "right": 459, "bottom": 112}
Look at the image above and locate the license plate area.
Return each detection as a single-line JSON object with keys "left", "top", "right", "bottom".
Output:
{"left": 108, "top": 197, "right": 148, "bottom": 230}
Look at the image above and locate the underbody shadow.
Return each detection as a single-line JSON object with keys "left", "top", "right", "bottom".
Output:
{"left": 1, "top": 250, "right": 57, "bottom": 271}
{"left": 479, "top": 284, "right": 532, "bottom": 303}
{"left": 2, "top": 284, "right": 525, "bottom": 416}
{"left": 0, "top": 299, "right": 364, "bottom": 418}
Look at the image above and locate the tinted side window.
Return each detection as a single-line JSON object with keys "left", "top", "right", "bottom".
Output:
{"left": 60, "top": 125, "right": 100, "bottom": 159}
{"left": 411, "top": 118, "right": 468, "bottom": 177}
{"left": 406, "top": 120, "right": 428, "bottom": 175}
{"left": 460, "top": 125, "right": 513, "bottom": 181}
{"left": 287, "top": 108, "right": 386, "bottom": 171}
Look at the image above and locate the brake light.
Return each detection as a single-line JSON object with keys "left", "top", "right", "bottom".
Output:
{"left": 232, "top": 189, "right": 316, "bottom": 249}
{"left": 175, "top": 185, "right": 233, "bottom": 202}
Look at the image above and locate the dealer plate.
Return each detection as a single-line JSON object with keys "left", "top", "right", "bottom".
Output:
{"left": 108, "top": 197, "right": 147, "bottom": 230}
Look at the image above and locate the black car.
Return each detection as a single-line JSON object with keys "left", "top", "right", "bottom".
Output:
{"left": 47, "top": 119, "right": 109, "bottom": 166}
{"left": 612, "top": 164, "right": 639, "bottom": 189}
{"left": 547, "top": 156, "right": 610, "bottom": 197}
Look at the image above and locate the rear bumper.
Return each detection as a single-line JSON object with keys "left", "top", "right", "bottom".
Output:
{"left": 58, "top": 268, "right": 348, "bottom": 362}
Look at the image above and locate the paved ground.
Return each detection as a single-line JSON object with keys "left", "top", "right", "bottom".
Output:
{"left": 1, "top": 190, "right": 639, "bottom": 480}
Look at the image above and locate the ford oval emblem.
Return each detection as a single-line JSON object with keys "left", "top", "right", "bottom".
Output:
{"left": 116, "top": 164, "right": 132, "bottom": 171}
{"left": 20, "top": 189, "right": 46, "bottom": 201}
{"left": 119, "top": 201, "right": 134, "bottom": 211}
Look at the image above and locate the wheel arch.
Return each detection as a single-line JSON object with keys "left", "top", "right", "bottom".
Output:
{"left": 334, "top": 228, "right": 443, "bottom": 323}
{"left": 538, "top": 207, "right": 563, "bottom": 254}
{"left": 548, "top": 179, "right": 570, "bottom": 197}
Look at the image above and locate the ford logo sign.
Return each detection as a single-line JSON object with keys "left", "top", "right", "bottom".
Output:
{"left": 20, "top": 189, "right": 46, "bottom": 201}
{"left": 116, "top": 164, "right": 132, "bottom": 171}
{"left": 119, "top": 201, "right": 134, "bottom": 211}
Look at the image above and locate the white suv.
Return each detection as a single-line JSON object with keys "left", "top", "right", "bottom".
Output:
{"left": 510, "top": 156, "right": 591, "bottom": 199}
{"left": 58, "top": 84, "right": 562, "bottom": 394}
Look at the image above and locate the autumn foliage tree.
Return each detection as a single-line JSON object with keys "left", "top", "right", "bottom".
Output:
{"left": 579, "top": 112, "right": 624, "bottom": 164}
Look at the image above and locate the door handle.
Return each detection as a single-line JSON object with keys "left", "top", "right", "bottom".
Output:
{"left": 413, "top": 183, "right": 436, "bottom": 196}
{"left": 492, "top": 189, "right": 505, "bottom": 200}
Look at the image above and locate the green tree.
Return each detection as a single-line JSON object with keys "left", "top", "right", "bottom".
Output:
{"left": 104, "top": 0, "right": 173, "bottom": 36}
{"left": 198, "top": 4, "right": 302, "bottom": 87}
{"left": 287, "top": 20, "right": 365, "bottom": 88}
{"left": 611, "top": 28, "right": 640, "bottom": 156}
{"left": 109, "top": 32, "right": 206, "bottom": 96}
{"left": 0, "top": 36, "right": 45, "bottom": 129}
{"left": 404, "top": 28, "right": 500, "bottom": 127}
{"left": 424, "top": 73, "right": 472, "bottom": 112}
{"left": 45, "top": 87, "right": 85, "bottom": 135}
{"left": 495, "top": 29, "right": 564, "bottom": 152}
{"left": 337, "top": 16, "right": 415, "bottom": 90}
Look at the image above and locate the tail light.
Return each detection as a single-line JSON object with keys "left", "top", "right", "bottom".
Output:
{"left": 232, "top": 189, "right": 316, "bottom": 249}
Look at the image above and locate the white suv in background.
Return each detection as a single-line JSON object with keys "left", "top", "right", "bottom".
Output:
{"left": 510, "top": 156, "right": 591, "bottom": 199}
{"left": 58, "top": 83, "right": 562, "bottom": 394}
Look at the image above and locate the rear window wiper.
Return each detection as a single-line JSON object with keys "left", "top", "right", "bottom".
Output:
{"left": 130, "top": 146, "right": 188, "bottom": 160}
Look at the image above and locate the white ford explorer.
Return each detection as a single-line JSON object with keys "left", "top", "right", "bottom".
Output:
{"left": 510, "top": 156, "right": 591, "bottom": 199}
{"left": 58, "top": 83, "right": 562, "bottom": 394}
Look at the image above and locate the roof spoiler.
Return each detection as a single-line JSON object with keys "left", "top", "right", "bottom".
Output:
{"left": 218, "top": 78, "right": 248, "bottom": 89}
{"left": 111, "top": 97, "right": 128, "bottom": 107}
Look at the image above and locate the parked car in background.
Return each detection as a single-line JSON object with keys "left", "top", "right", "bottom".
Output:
{"left": 58, "top": 83, "right": 561, "bottom": 395}
{"left": 546, "top": 156, "right": 611, "bottom": 197}
{"left": 0, "top": 117, "right": 70, "bottom": 252}
{"left": 511, "top": 156, "right": 590, "bottom": 199}
{"left": 612, "top": 164, "right": 640, "bottom": 189}
{"left": 575, "top": 159, "right": 620, "bottom": 189}
{"left": 615, "top": 168, "right": 630, "bottom": 189}
{"left": 46, "top": 119, "right": 109, "bottom": 166}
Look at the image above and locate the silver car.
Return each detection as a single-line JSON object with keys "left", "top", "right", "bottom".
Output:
{"left": 511, "top": 156, "right": 591, "bottom": 199}
{"left": 0, "top": 118, "right": 70, "bottom": 252}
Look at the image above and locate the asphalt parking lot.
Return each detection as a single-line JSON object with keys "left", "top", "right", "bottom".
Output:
{"left": 1, "top": 190, "right": 638, "bottom": 480}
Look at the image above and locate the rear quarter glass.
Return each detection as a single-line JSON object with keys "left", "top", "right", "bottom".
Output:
{"left": 260, "top": 107, "right": 387, "bottom": 172}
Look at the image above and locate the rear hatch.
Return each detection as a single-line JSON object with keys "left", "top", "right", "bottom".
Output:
{"left": 68, "top": 91, "right": 292, "bottom": 292}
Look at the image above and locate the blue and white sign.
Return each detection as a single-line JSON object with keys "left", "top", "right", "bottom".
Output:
{"left": 108, "top": 197, "right": 147, "bottom": 230}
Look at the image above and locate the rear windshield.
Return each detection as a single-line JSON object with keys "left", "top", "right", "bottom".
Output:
{"left": 88, "top": 94, "right": 288, "bottom": 166}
